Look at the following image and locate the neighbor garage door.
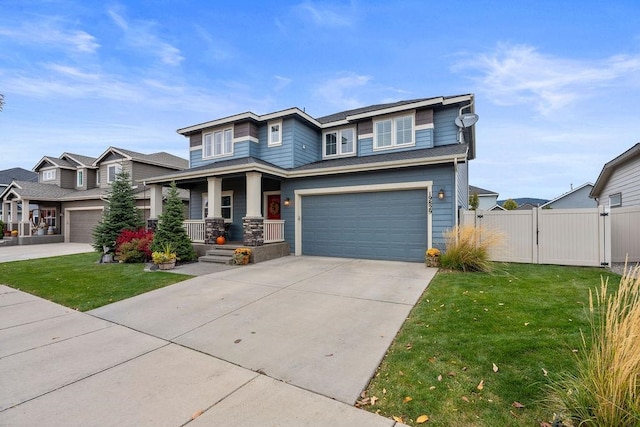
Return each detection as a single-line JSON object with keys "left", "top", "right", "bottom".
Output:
{"left": 301, "top": 190, "right": 427, "bottom": 261}
{"left": 68, "top": 209, "right": 103, "bottom": 243}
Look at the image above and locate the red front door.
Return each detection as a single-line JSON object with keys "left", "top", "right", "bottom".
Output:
{"left": 267, "top": 194, "right": 281, "bottom": 219}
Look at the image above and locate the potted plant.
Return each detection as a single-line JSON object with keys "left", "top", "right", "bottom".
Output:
{"left": 0, "top": 219, "right": 4, "bottom": 239}
{"left": 425, "top": 247, "right": 441, "bottom": 268}
{"left": 233, "top": 247, "right": 252, "bottom": 265}
{"left": 152, "top": 243, "right": 178, "bottom": 270}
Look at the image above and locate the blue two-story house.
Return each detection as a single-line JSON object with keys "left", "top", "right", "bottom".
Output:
{"left": 144, "top": 94, "right": 477, "bottom": 262}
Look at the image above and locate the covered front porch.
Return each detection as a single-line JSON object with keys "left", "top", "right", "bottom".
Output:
{"left": 147, "top": 170, "right": 288, "bottom": 251}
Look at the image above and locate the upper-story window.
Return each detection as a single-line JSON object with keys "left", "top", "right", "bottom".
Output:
{"left": 107, "top": 164, "right": 122, "bottom": 183}
{"left": 373, "top": 114, "right": 414, "bottom": 150}
{"left": 323, "top": 128, "right": 355, "bottom": 158}
{"left": 77, "top": 170, "right": 84, "bottom": 187}
{"left": 268, "top": 120, "right": 282, "bottom": 147}
{"left": 42, "top": 170, "right": 56, "bottom": 181}
{"left": 204, "top": 128, "right": 233, "bottom": 158}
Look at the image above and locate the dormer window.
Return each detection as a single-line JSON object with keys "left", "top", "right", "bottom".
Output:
{"left": 268, "top": 120, "right": 282, "bottom": 147}
{"left": 204, "top": 128, "right": 233, "bottom": 158}
{"left": 323, "top": 128, "right": 355, "bottom": 158}
{"left": 107, "top": 164, "right": 122, "bottom": 183}
{"left": 374, "top": 114, "right": 414, "bottom": 150}
{"left": 42, "top": 170, "right": 56, "bottom": 181}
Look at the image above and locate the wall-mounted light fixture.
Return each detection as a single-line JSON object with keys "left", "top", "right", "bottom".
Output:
{"left": 283, "top": 197, "right": 291, "bottom": 207}
{"left": 438, "top": 189, "right": 445, "bottom": 200}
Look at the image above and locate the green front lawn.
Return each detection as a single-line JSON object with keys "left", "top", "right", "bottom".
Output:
{"left": 1, "top": 253, "right": 191, "bottom": 311}
{"left": 364, "top": 263, "right": 621, "bottom": 426}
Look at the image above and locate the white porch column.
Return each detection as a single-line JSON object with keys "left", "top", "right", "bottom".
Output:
{"left": 10, "top": 200, "right": 17, "bottom": 226}
{"left": 20, "top": 199, "right": 30, "bottom": 236}
{"left": 149, "top": 184, "right": 163, "bottom": 218}
{"left": 207, "top": 177, "right": 222, "bottom": 218}
{"left": 245, "top": 172, "right": 263, "bottom": 218}
{"left": 2, "top": 201, "right": 8, "bottom": 224}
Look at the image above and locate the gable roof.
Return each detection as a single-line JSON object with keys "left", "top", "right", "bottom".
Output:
{"left": 590, "top": 143, "right": 640, "bottom": 198}
{"left": 0, "top": 168, "right": 37, "bottom": 185}
{"left": 469, "top": 185, "right": 498, "bottom": 196}
{"left": 92, "top": 147, "right": 188, "bottom": 170}
{"left": 33, "top": 156, "right": 77, "bottom": 171}
{"left": 61, "top": 152, "right": 97, "bottom": 167}
{"left": 541, "top": 183, "right": 594, "bottom": 208}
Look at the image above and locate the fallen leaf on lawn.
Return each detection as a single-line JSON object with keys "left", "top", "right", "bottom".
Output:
{"left": 510, "top": 410, "right": 519, "bottom": 418}
{"left": 493, "top": 363, "right": 499, "bottom": 373}
{"left": 572, "top": 349, "right": 579, "bottom": 353}
{"left": 462, "top": 366, "right": 468, "bottom": 371}
{"left": 361, "top": 391, "right": 367, "bottom": 398}
{"left": 447, "top": 371, "right": 456, "bottom": 377}
{"left": 542, "top": 368, "right": 548, "bottom": 376}
{"left": 383, "top": 388, "right": 387, "bottom": 394}
{"left": 406, "top": 343, "right": 413, "bottom": 350}
{"left": 428, "top": 357, "right": 437, "bottom": 363}
{"left": 416, "top": 414, "right": 429, "bottom": 423}
{"left": 437, "top": 374, "right": 443, "bottom": 381}
{"left": 399, "top": 370, "right": 404, "bottom": 376}
{"left": 477, "top": 380, "right": 485, "bottom": 390}
{"left": 540, "top": 422, "right": 552, "bottom": 427}
{"left": 524, "top": 322, "right": 530, "bottom": 326}
{"left": 370, "top": 396, "right": 378, "bottom": 405}
{"left": 484, "top": 308, "right": 489, "bottom": 311}
{"left": 461, "top": 396, "right": 470, "bottom": 402}
{"left": 393, "top": 416, "right": 403, "bottom": 423}
{"left": 512, "top": 401, "right": 525, "bottom": 408}
{"left": 429, "top": 386, "right": 436, "bottom": 390}
{"left": 191, "top": 410, "right": 203, "bottom": 419}
{"left": 403, "top": 396, "right": 413, "bottom": 403}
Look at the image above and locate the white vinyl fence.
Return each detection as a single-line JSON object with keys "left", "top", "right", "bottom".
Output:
{"left": 460, "top": 207, "right": 612, "bottom": 267}
{"left": 610, "top": 206, "right": 640, "bottom": 263}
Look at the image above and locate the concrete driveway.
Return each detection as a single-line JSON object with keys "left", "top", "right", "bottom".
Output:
{"left": 1, "top": 255, "right": 435, "bottom": 426}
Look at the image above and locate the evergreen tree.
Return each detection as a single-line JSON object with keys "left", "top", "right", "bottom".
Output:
{"left": 151, "top": 181, "right": 197, "bottom": 262}
{"left": 92, "top": 170, "right": 143, "bottom": 252}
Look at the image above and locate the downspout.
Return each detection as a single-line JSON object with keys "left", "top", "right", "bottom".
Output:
{"left": 454, "top": 157, "right": 459, "bottom": 226}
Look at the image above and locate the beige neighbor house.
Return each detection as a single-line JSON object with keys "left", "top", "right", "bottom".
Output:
{"left": 590, "top": 143, "right": 640, "bottom": 208}
{"left": 0, "top": 147, "right": 188, "bottom": 244}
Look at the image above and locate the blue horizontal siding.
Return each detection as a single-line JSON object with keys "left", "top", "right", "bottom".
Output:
{"left": 433, "top": 107, "right": 459, "bottom": 146}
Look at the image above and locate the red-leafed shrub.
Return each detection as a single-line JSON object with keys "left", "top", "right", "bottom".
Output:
{"left": 115, "top": 228, "right": 154, "bottom": 263}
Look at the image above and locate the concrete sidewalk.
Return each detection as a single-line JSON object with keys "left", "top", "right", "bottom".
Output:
{"left": 1, "top": 256, "right": 435, "bottom": 426}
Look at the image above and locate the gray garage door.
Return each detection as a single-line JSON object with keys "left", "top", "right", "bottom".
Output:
{"left": 301, "top": 190, "right": 427, "bottom": 262}
{"left": 69, "top": 210, "right": 103, "bottom": 243}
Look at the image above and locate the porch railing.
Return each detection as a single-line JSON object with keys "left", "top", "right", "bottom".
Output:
{"left": 264, "top": 219, "right": 285, "bottom": 243}
{"left": 183, "top": 220, "right": 205, "bottom": 243}
{"left": 182, "top": 219, "right": 285, "bottom": 244}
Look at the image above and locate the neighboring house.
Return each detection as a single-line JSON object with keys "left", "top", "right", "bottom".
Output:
{"left": 0, "top": 168, "right": 37, "bottom": 222}
{"left": 590, "top": 143, "right": 640, "bottom": 208}
{"left": 540, "top": 183, "right": 595, "bottom": 209}
{"left": 0, "top": 147, "right": 188, "bottom": 243}
{"left": 469, "top": 185, "right": 500, "bottom": 210}
{"left": 144, "top": 94, "right": 478, "bottom": 262}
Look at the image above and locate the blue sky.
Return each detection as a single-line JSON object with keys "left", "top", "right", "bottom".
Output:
{"left": 1, "top": 0, "right": 639, "bottom": 200}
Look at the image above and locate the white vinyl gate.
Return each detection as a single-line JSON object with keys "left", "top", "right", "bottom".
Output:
{"left": 460, "top": 207, "right": 611, "bottom": 267}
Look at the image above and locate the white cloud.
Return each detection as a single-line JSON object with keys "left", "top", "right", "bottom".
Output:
{"left": 107, "top": 8, "right": 184, "bottom": 66}
{"left": 0, "top": 21, "right": 99, "bottom": 53}
{"left": 313, "top": 72, "right": 372, "bottom": 110}
{"left": 274, "top": 75, "right": 292, "bottom": 91}
{"left": 454, "top": 44, "right": 640, "bottom": 115}
{"left": 294, "top": 1, "right": 355, "bottom": 27}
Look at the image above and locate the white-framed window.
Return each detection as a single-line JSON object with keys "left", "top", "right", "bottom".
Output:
{"left": 202, "top": 191, "right": 234, "bottom": 222}
{"left": 77, "top": 170, "right": 84, "bottom": 187}
{"left": 323, "top": 128, "right": 355, "bottom": 158}
{"left": 268, "top": 120, "right": 282, "bottom": 147}
{"left": 107, "top": 164, "right": 122, "bottom": 183}
{"left": 203, "top": 128, "right": 233, "bottom": 158}
{"left": 373, "top": 114, "right": 414, "bottom": 150}
{"left": 609, "top": 193, "right": 622, "bottom": 207}
{"left": 42, "top": 170, "right": 56, "bottom": 181}
{"left": 96, "top": 172, "right": 101, "bottom": 185}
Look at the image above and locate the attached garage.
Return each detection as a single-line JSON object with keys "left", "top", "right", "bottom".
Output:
{"left": 66, "top": 209, "right": 103, "bottom": 243}
{"left": 296, "top": 182, "right": 432, "bottom": 262}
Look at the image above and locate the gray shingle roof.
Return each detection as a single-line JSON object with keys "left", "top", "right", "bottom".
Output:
{"left": 293, "top": 144, "right": 469, "bottom": 171}
{"left": 7, "top": 181, "right": 77, "bottom": 200}
{"left": 0, "top": 168, "right": 37, "bottom": 185}
{"left": 62, "top": 153, "right": 97, "bottom": 167}
{"left": 112, "top": 147, "right": 188, "bottom": 170}
{"left": 469, "top": 185, "right": 498, "bottom": 196}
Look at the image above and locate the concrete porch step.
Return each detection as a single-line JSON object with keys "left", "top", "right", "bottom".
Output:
{"left": 198, "top": 243, "right": 244, "bottom": 265}
{"left": 198, "top": 254, "right": 234, "bottom": 265}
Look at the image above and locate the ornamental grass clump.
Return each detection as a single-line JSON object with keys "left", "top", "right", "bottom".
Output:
{"left": 439, "top": 225, "right": 502, "bottom": 272}
{"left": 548, "top": 264, "right": 640, "bottom": 426}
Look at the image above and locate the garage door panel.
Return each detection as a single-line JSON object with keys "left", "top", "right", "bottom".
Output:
{"left": 69, "top": 210, "right": 103, "bottom": 243}
{"left": 302, "top": 190, "right": 427, "bottom": 262}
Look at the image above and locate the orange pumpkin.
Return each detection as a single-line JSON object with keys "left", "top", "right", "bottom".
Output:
{"left": 216, "top": 236, "right": 226, "bottom": 245}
